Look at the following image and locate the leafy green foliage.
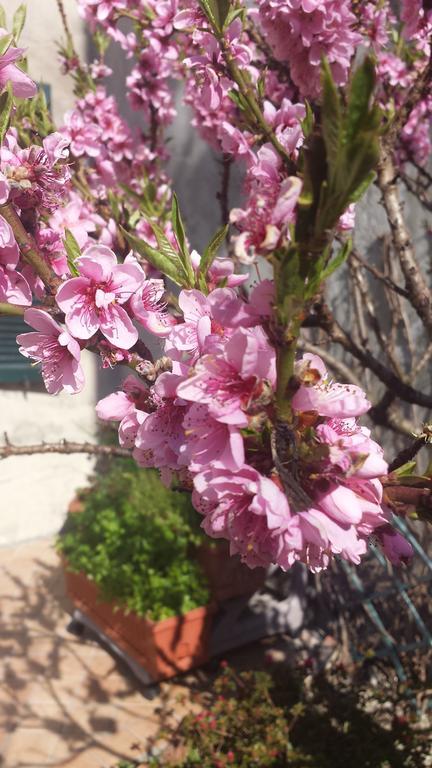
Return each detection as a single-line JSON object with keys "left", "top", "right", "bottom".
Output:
{"left": 0, "top": 32, "right": 12, "bottom": 57}
{"left": 12, "top": 4, "right": 26, "bottom": 43}
{"left": 121, "top": 227, "right": 186, "bottom": 286}
{"left": 0, "top": 82, "right": 13, "bottom": 144}
{"left": 275, "top": 57, "right": 382, "bottom": 339}
{"left": 171, "top": 193, "right": 195, "bottom": 286}
{"left": 57, "top": 461, "right": 209, "bottom": 621}
{"left": 12, "top": 85, "right": 54, "bottom": 145}
{"left": 197, "top": 224, "right": 229, "bottom": 291}
{"left": 157, "top": 666, "right": 291, "bottom": 767}
{"left": 130, "top": 664, "right": 431, "bottom": 768}
{"left": 198, "top": 0, "right": 230, "bottom": 31}
{"left": 63, "top": 229, "right": 81, "bottom": 276}
{"left": 313, "top": 56, "right": 382, "bottom": 236}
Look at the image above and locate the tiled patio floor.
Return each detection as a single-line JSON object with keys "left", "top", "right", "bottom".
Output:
{"left": 0, "top": 538, "right": 189, "bottom": 768}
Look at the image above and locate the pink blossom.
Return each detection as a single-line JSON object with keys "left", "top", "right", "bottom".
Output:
{"left": 35, "top": 228, "right": 69, "bottom": 277}
{"left": 96, "top": 374, "right": 151, "bottom": 448}
{"left": 0, "top": 135, "right": 71, "bottom": 212}
{"left": 134, "top": 398, "right": 186, "bottom": 470}
{"left": 0, "top": 39, "right": 37, "bottom": 98}
{"left": 129, "top": 277, "right": 176, "bottom": 337}
{"left": 192, "top": 466, "right": 295, "bottom": 567}
{"left": 49, "top": 194, "right": 97, "bottom": 249}
{"left": 61, "top": 109, "right": 102, "bottom": 158}
{"left": 0, "top": 170, "right": 9, "bottom": 203}
{"left": 17, "top": 308, "right": 84, "bottom": 394}
{"left": 176, "top": 327, "right": 275, "bottom": 426}
{"left": 179, "top": 402, "right": 245, "bottom": 472}
{"left": 56, "top": 245, "right": 144, "bottom": 349}
{"left": 165, "top": 288, "right": 231, "bottom": 364}
{"left": 0, "top": 266, "right": 31, "bottom": 305}
{"left": 292, "top": 354, "right": 371, "bottom": 418}
{"left": 190, "top": 250, "right": 247, "bottom": 289}
{"left": 376, "top": 524, "right": 413, "bottom": 565}
{"left": 316, "top": 420, "right": 388, "bottom": 480}
{"left": 230, "top": 147, "right": 302, "bottom": 262}
{"left": 0, "top": 215, "right": 19, "bottom": 269}
{"left": 257, "top": 0, "right": 361, "bottom": 98}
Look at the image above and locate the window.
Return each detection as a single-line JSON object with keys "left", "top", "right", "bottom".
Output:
{"left": 0, "top": 317, "right": 42, "bottom": 386}
{"left": 0, "top": 81, "right": 50, "bottom": 388}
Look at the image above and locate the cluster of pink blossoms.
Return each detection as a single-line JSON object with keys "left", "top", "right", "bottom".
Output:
{"left": 256, "top": 0, "right": 361, "bottom": 99}
{"left": 1, "top": 0, "right": 424, "bottom": 576}
{"left": 89, "top": 276, "right": 412, "bottom": 571}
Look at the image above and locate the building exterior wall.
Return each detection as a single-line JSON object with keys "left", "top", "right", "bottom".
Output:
{"left": 0, "top": 0, "right": 97, "bottom": 546}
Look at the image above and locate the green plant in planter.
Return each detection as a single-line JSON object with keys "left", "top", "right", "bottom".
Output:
{"left": 57, "top": 460, "right": 209, "bottom": 621}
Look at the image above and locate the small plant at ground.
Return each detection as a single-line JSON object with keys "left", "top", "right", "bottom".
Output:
{"left": 135, "top": 662, "right": 432, "bottom": 768}
{"left": 57, "top": 460, "right": 209, "bottom": 620}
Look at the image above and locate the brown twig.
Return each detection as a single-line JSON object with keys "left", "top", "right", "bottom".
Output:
{"left": 217, "top": 154, "right": 232, "bottom": 227}
{"left": 0, "top": 302, "right": 25, "bottom": 317}
{"left": 312, "top": 301, "right": 432, "bottom": 409}
{"left": 0, "top": 204, "right": 60, "bottom": 295}
{"left": 388, "top": 436, "right": 429, "bottom": 473}
{"left": 0, "top": 437, "right": 130, "bottom": 460}
{"left": 349, "top": 248, "right": 409, "bottom": 299}
{"left": 377, "top": 148, "right": 432, "bottom": 334}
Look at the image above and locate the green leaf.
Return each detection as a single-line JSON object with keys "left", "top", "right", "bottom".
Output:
{"left": 216, "top": 0, "right": 230, "bottom": 27}
{"left": 200, "top": 224, "right": 228, "bottom": 278}
{"left": 392, "top": 460, "right": 417, "bottom": 477}
{"left": 346, "top": 55, "right": 376, "bottom": 143}
{"left": 348, "top": 169, "right": 376, "bottom": 204}
{"left": 227, "top": 88, "right": 247, "bottom": 112}
{"left": 12, "top": 4, "right": 26, "bottom": 42}
{"left": 301, "top": 100, "right": 314, "bottom": 138}
{"left": 0, "top": 33, "right": 12, "bottom": 57}
{"left": 321, "top": 58, "right": 342, "bottom": 174}
{"left": 321, "top": 238, "right": 352, "bottom": 281}
{"left": 0, "top": 82, "right": 13, "bottom": 144}
{"left": 223, "top": 6, "right": 245, "bottom": 29}
{"left": 121, "top": 227, "right": 184, "bottom": 286}
{"left": 198, "top": 0, "right": 220, "bottom": 29}
{"left": 0, "top": 6, "right": 7, "bottom": 29}
{"left": 171, "top": 193, "right": 194, "bottom": 284}
{"left": 63, "top": 229, "right": 81, "bottom": 276}
{"left": 171, "top": 194, "right": 187, "bottom": 254}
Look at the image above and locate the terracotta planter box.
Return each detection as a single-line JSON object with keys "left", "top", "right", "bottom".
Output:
{"left": 196, "top": 541, "right": 266, "bottom": 603}
{"left": 64, "top": 567, "right": 215, "bottom": 682}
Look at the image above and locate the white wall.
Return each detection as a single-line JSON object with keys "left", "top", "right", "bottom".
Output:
{"left": 6, "top": 0, "right": 86, "bottom": 124}
{"left": 0, "top": 0, "right": 97, "bottom": 546}
{"left": 0, "top": 354, "right": 98, "bottom": 545}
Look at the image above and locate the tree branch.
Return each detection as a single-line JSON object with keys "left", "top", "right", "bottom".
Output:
{"left": 312, "top": 301, "right": 432, "bottom": 409}
{"left": 388, "top": 436, "right": 429, "bottom": 474}
{"left": 377, "top": 148, "right": 432, "bottom": 333}
{"left": 0, "top": 437, "right": 130, "bottom": 460}
{"left": 0, "top": 204, "right": 61, "bottom": 295}
{"left": 0, "top": 302, "right": 25, "bottom": 317}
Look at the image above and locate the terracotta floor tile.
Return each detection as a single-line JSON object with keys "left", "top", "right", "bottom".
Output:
{"left": 56, "top": 745, "right": 135, "bottom": 768}
{"left": 0, "top": 537, "right": 191, "bottom": 768}
{"left": 1, "top": 725, "right": 61, "bottom": 766}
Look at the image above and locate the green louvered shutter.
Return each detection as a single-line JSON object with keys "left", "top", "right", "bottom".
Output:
{"left": 0, "top": 316, "right": 42, "bottom": 385}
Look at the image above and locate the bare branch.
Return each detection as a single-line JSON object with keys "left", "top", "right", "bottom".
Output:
{"left": 0, "top": 302, "right": 25, "bottom": 317}
{"left": 311, "top": 301, "right": 432, "bottom": 409}
{"left": 377, "top": 148, "right": 432, "bottom": 334}
{"left": 0, "top": 204, "right": 61, "bottom": 295}
{"left": 388, "top": 436, "right": 429, "bottom": 473}
{"left": 0, "top": 438, "right": 130, "bottom": 460}
{"left": 349, "top": 248, "right": 409, "bottom": 299}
